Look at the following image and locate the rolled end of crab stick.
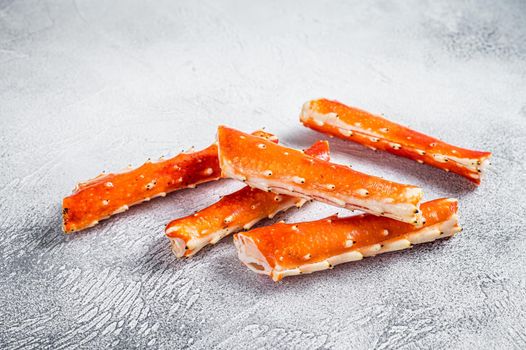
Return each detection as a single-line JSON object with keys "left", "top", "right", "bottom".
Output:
{"left": 300, "top": 99, "right": 492, "bottom": 184}
{"left": 217, "top": 126, "right": 424, "bottom": 226}
{"left": 62, "top": 130, "right": 276, "bottom": 233}
{"left": 234, "top": 198, "right": 460, "bottom": 281}
{"left": 166, "top": 140, "right": 330, "bottom": 257}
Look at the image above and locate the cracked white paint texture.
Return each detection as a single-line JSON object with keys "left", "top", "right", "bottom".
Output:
{"left": 1, "top": 0, "right": 525, "bottom": 349}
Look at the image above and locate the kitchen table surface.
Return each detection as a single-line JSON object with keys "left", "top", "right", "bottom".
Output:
{"left": 1, "top": 0, "right": 525, "bottom": 349}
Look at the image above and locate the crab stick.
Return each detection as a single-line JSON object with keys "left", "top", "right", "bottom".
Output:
{"left": 217, "top": 126, "right": 424, "bottom": 225}
{"left": 62, "top": 130, "right": 276, "bottom": 233}
{"left": 234, "top": 198, "right": 460, "bottom": 281}
{"left": 166, "top": 140, "right": 330, "bottom": 257}
{"left": 300, "top": 99, "right": 491, "bottom": 184}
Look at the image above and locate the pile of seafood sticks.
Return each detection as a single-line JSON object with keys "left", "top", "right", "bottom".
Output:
{"left": 62, "top": 99, "right": 491, "bottom": 281}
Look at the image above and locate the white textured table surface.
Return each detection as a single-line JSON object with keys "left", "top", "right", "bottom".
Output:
{"left": 1, "top": 0, "right": 525, "bottom": 349}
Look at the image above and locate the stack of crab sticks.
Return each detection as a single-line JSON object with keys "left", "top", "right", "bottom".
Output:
{"left": 62, "top": 99, "right": 491, "bottom": 281}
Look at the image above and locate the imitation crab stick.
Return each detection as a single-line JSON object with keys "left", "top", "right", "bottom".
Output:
{"left": 62, "top": 131, "right": 276, "bottom": 233}
{"left": 234, "top": 198, "right": 460, "bottom": 281}
{"left": 300, "top": 99, "right": 492, "bottom": 184}
{"left": 166, "top": 140, "right": 330, "bottom": 257}
{"left": 217, "top": 126, "right": 424, "bottom": 225}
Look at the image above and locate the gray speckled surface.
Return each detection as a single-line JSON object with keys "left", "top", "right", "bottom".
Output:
{"left": 1, "top": 0, "right": 525, "bottom": 349}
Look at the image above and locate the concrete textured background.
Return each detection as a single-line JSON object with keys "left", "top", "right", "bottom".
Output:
{"left": 1, "top": 0, "right": 525, "bottom": 349}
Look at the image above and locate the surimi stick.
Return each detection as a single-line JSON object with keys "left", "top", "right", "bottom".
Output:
{"left": 217, "top": 126, "right": 424, "bottom": 225}
{"left": 300, "top": 99, "right": 491, "bottom": 184}
{"left": 165, "top": 140, "right": 330, "bottom": 257}
{"left": 234, "top": 198, "right": 460, "bottom": 281}
{"left": 62, "top": 130, "right": 276, "bottom": 233}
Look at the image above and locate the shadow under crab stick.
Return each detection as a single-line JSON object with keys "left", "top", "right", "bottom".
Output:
{"left": 300, "top": 99, "right": 492, "bottom": 184}
{"left": 62, "top": 130, "right": 276, "bottom": 233}
{"left": 217, "top": 126, "right": 424, "bottom": 226}
{"left": 165, "top": 140, "right": 330, "bottom": 258}
{"left": 234, "top": 198, "right": 460, "bottom": 282}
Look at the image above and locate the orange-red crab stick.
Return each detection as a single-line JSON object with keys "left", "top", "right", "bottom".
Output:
{"left": 300, "top": 99, "right": 492, "bottom": 184}
{"left": 62, "top": 131, "right": 276, "bottom": 233}
{"left": 166, "top": 140, "right": 330, "bottom": 257}
{"left": 217, "top": 126, "right": 424, "bottom": 226}
{"left": 234, "top": 198, "right": 460, "bottom": 281}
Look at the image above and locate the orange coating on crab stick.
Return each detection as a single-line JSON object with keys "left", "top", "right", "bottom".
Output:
{"left": 300, "top": 99, "right": 492, "bottom": 184}
{"left": 165, "top": 140, "right": 330, "bottom": 257}
{"left": 234, "top": 198, "right": 460, "bottom": 281}
{"left": 217, "top": 126, "right": 424, "bottom": 225}
{"left": 62, "top": 130, "right": 276, "bottom": 233}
